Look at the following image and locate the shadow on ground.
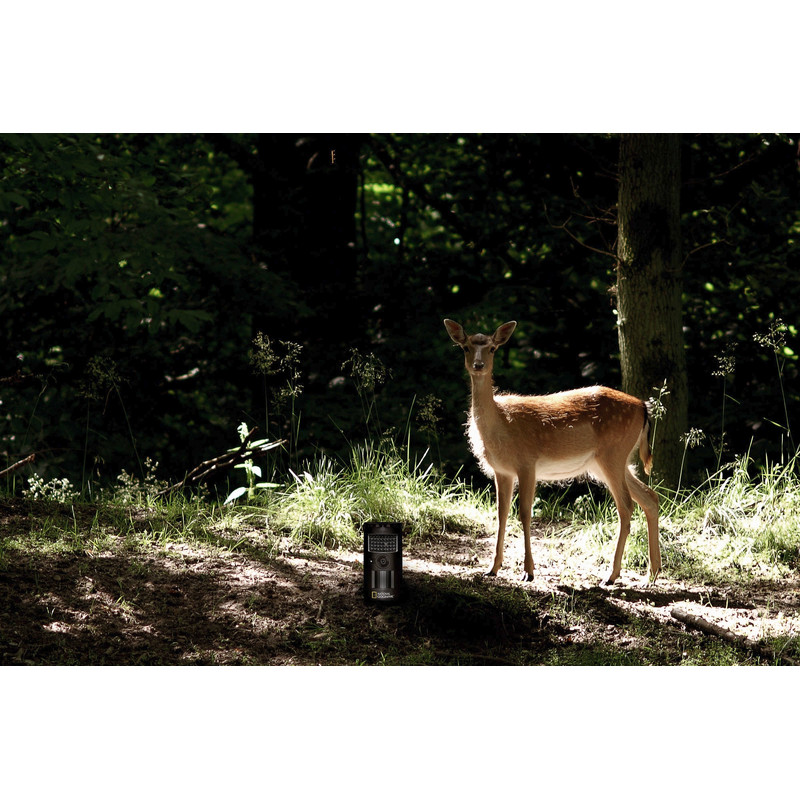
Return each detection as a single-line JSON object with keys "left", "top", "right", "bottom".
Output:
{"left": 0, "top": 544, "right": 567, "bottom": 665}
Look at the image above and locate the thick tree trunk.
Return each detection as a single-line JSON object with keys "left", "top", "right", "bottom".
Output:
{"left": 617, "top": 134, "right": 687, "bottom": 488}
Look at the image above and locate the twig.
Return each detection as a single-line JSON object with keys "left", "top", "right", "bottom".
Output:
{"left": 157, "top": 430, "right": 285, "bottom": 496}
{"left": 544, "top": 206, "right": 616, "bottom": 259}
{"left": 670, "top": 606, "right": 798, "bottom": 666}
{"left": 680, "top": 238, "right": 731, "bottom": 269}
{"left": 0, "top": 453, "right": 36, "bottom": 480}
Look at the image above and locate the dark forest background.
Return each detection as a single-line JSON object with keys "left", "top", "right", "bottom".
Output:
{"left": 2, "top": 133, "right": 798, "bottom": 495}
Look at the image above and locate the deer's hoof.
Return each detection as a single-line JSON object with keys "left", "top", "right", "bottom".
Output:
{"left": 641, "top": 571, "right": 660, "bottom": 588}
{"left": 522, "top": 571, "right": 534, "bottom": 582}
{"left": 483, "top": 569, "right": 498, "bottom": 578}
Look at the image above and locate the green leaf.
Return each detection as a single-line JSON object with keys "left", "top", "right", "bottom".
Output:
{"left": 224, "top": 486, "right": 248, "bottom": 505}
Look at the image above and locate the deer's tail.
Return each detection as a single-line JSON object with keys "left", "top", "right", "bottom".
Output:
{"left": 639, "top": 403, "right": 654, "bottom": 476}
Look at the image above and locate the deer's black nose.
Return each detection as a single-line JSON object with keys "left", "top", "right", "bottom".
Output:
{"left": 473, "top": 360, "right": 485, "bottom": 371}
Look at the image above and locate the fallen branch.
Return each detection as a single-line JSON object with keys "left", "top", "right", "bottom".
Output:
{"left": 670, "top": 606, "right": 798, "bottom": 666}
{"left": 0, "top": 371, "right": 39, "bottom": 387}
{"left": 157, "top": 430, "right": 285, "bottom": 496}
{"left": 0, "top": 453, "right": 36, "bottom": 480}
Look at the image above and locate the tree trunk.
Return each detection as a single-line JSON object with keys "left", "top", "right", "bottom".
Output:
{"left": 617, "top": 134, "right": 687, "bottom": 488}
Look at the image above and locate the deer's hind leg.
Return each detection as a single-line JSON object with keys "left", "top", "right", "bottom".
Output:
{"left": 517, "top": 469, "right": 537, "bottom": 582}
{"left": 627, "top": 468, "right": 660, "bottom": 580}
{"left": 592, "top": 461, "right": 635, "bottom": 585}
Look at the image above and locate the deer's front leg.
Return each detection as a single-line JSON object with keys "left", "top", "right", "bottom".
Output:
{"left": 487, "top": 472, "right": 515, "bottom": 577}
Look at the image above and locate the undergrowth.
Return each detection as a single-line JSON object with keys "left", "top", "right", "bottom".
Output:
{"left": 264, "top": 440, "right": 493, "bottom": 548}
{"left": 12, "top": 434, "right": 800, "bottom": 585}
{"left": 536, "top": 449, "right": 800, "bottom": 584}
{"left": 4, "top": 437, "right": 799, "bottom": 668}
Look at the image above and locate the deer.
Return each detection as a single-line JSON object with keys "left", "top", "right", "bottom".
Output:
{"left": 444, "top": 318, "right": 660, "bottom": 586}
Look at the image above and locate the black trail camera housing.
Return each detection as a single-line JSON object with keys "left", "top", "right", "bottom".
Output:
{"left": 363, "top": 522, "right": 403, "bottom": 603}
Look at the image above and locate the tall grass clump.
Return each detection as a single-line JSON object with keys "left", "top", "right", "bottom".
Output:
{"left": 271, "top": 440, "right": 493, "bottom": 549}
{"left": 711, "top": 343, "right": 736, "bottom": 470}
{"left": 342, "top": 348, "right": 392, "bottom": 440}
{"left": 661, "top": 449, "right": 800, "bottom": 581}
{"left": 526, "top": 442, "right": 800, "bottom": 584}
{"left": 78, "top": 355, "right": 144, "bottom": 498}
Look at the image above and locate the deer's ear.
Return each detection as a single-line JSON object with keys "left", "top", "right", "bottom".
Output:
{"left": 444, "top": 319, "right": 466, "bottom": 345}
{"left": 492, "top": 321, "right": 517, "bottom": 347}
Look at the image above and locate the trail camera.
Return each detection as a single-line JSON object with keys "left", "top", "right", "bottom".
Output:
{"left": 363, "top": 523, "right": 403, "bottom": 603}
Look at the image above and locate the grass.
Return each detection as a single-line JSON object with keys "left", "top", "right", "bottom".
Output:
{"left": 260, "top": 440, "right": 494, "bottom": 549}
{"left": 11, "top": 434, "right": 800, "bottom": 590}
{"left": 3, "top": 432, "right": 800, "bottom": 666}
{"left": 532, "top": 450, "right": 800, "bottom": 587}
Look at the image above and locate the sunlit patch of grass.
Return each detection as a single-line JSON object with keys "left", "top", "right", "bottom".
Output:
{"left": 532, "top": 450, "right": 800, "bottom": 584}
{"left": 267, "top": 441, "right": 494, "bottom": 549}
{"left": 660, "top": 451, "right": 800, "bottom": 583}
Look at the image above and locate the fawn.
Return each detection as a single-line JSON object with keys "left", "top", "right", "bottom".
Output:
{"left": 444, "top": 319, "right": 660, "bottom": 585}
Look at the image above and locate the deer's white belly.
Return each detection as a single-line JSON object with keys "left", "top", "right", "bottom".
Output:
{"left": 534, "top": 453, "right": 595, "bottom": 481}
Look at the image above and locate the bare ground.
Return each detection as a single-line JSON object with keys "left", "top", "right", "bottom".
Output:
{"left": 1, "top": 498, "right": 798, "bottom": 666}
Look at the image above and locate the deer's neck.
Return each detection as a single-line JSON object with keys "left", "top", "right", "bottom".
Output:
{"left": 469, "top": 373, "right": 501, "bottom": 426}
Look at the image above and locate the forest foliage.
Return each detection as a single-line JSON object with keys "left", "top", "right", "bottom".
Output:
{"left": 1, "top": 133, "right": 798, "bottom": 496}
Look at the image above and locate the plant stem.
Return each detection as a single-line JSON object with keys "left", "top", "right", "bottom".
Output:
{"left": 82, "top": 402, "right": 91, "bottom": 498}
{"left": 114, "top": 384, "right": 144, "bottom": 480}
{"left": 774, "top": 351, "right": 794, "bottom": 455}
{"left": 717, "top": 378, "right": 727, "bottom": 473}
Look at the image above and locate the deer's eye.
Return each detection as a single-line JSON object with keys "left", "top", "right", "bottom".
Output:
{"left": 489, "top": 347, "right": 496, "bottom": 353}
